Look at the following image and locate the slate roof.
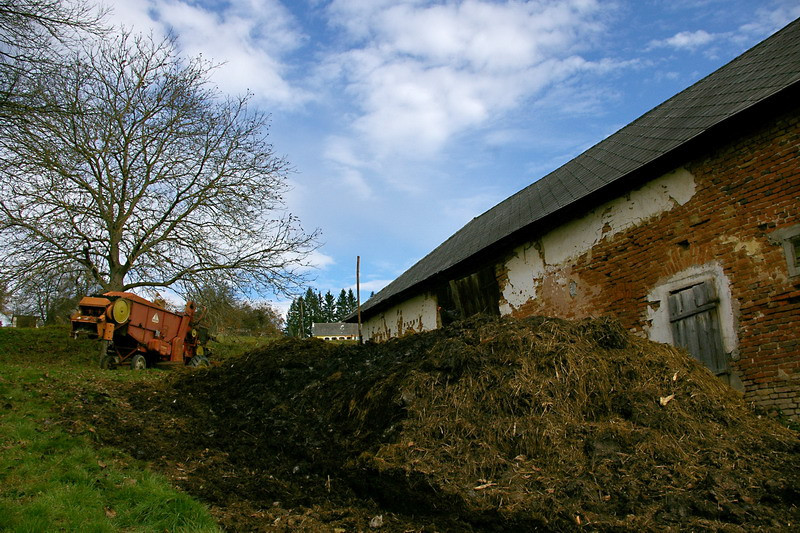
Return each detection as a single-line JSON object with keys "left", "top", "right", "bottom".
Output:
{"left": 357, "top": 17, "right": 800, "bottom": 319}
{"left": 311, "top": 322, "right": 359, "bottom": 337}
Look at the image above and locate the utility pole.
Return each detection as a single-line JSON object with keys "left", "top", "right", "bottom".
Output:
{"left": 357, "top": 256, "right": 362, "bottom": 344}
{"left": 298, "top": 297, "right": 304, "bottom": 339}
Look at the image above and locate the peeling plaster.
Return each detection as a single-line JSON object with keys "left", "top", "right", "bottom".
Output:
{"left": 499, "top": 242, "right": 544, "bottom": 314}
{"left": 500, "top": 167, "right": 697, "bottom": 314}
{"left": 543, "top": 167, "right": 695, "bottom": 265}
{"left": 362, "top": 292, "right": 438, "bottom": 342}
{"left": 721, "top": 235, "right": 766, "bottom": 258}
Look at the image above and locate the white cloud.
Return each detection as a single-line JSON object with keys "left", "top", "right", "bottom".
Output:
{"left": 108, "top": 0, "right": 161, "bottom": 31}
{"left": 650, "top": 30, "right": 715, "bottom": 50}
{"left": 322, "top": 136, "right": 375, "bottom": 199}
{"left": 302, "top": 249, "right": 336, "bottom": 271}
{"left": 351, "top": 279, "right": 394, "bottom": 295}
{"left": 650, "top": 3, "right": 800, "bottom": 55}
{"left": 323, "top": 0, "right": 613, "bottom": 158}
{"left": 736, "top": 2, "right": 800, "bottom": 40}
{"left": 339, "top": 168, "right": 373, "bottom": 201}
{"left": 105, "top": 0, "right": 309, "bottom": 107}
{"left": 269, "top": 297, "right": 293, "bottom": 319}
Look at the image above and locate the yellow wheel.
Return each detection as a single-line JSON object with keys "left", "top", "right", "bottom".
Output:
{"left": 111, "top": 299, "right": 131, "bottom": 323}
{"left": 195, "top": 345, "right": 204, "bottom": 356}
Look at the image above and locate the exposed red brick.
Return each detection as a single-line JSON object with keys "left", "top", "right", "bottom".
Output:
{"left": 502, "top": 105, "right": 800, "bottom": 419}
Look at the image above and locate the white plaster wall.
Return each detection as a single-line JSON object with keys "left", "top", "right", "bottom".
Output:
{"left": 543, "top": 167, "right": 695, "bottom": 265}
{"left": 500, "top": 167, "right": 696, "bottom": 314}
{"left": 501, "top": 241, "right": 545, "bottom": 310}
{"left": 361, "top": 292, "right": 439, "bottom": 342}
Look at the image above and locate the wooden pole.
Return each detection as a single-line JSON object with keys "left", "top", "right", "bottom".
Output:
{"left": 357, "top": 256, "right": 362, "bottom": 344}
{"left": 298, "top": 297, "right": 304, "bottom": 339}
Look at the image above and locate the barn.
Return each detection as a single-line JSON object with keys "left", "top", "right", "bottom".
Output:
{"left": 350, "top": 18, "right": 800, "bottom": 419}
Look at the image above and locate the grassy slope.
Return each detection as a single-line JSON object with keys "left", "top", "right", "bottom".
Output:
{"left": 207, "top": 334, "right": 277, "bottom": 360}
{"left": 0, "top": 326, "right": 220, "bottom": 532}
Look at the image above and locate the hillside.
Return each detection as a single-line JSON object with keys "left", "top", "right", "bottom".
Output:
{"left": 0, "top": 326, "right": 219, "bottom": 531}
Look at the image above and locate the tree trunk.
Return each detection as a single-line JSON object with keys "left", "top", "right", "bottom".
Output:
{"left": 107, "top": 271, "right": 125, "bottom": 292}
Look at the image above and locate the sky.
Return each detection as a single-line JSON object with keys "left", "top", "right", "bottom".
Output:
{"left": 104, "top": 0, "right": 800, "bottom": 314}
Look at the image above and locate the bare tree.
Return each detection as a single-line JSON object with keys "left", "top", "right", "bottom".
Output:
{"left": 0, "top": 0, "right": 105, "bottom": 121}
{"left": 0, "top": 31, "right": 318, "bottom": 299}
{"left": 187, "top": 281, "right": 285, "bottom": 336}
{"left": 25, "top": 268, "right": 97, "bottom": 323}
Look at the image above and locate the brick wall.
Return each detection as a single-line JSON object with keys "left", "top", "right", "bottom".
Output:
{"left": 499, "top": 105, "right": 800, "bottom": 419}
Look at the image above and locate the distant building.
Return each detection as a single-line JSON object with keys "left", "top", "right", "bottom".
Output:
{"left": 311, "top": 322, "right": 360, "bottom": 341}
{"left": 349, "top": 19, "right": 800, "bottom": 419}
{"left": 12, "top": 315, "right": 39, "bottom": 328}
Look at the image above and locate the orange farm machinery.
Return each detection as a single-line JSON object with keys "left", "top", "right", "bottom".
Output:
{"left": 71, "top": 292, "right": 210, "bottom": 369}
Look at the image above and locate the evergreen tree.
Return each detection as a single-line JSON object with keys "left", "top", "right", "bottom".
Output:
{"left": 334, "top": 289, "right": 349, "bottom": 320}
{"left": 297, "top": 288, "right": 325, "bottom": 335}
{"left": 286, "top": 289, "right": 318, "bottom": 338}
{"left": 286, "top": 286, "right": 362, "bottom": 337}
{"left": 285, "top": 297, "right": 303, "bottom": 337}
{"left": 305, "top": 288, "right": 320, "bottom": 323}
{"left": 321, "top": 291, "right": 336, "bottom": 322}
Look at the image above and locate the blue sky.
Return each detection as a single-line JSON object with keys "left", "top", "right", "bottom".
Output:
{"left": 106, "top": 0, "right": 800, "bottom": 313}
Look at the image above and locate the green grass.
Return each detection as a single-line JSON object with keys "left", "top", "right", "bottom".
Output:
{"left": 0, "top": 325, "right": 98, "bottom": 364}
{"left": 208, "top": 333, "right": 278, "bottom": 360}
{"left": 0, "top": 326, "right": 221, "bottom": 532}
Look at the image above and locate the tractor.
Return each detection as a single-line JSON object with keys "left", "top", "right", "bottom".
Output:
{"left": 71, "top": 291, "right": 210, "bottom": 369}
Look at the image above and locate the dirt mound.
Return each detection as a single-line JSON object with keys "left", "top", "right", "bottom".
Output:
{"left": 67, "top": 315, "right": 800, "bottom": 531}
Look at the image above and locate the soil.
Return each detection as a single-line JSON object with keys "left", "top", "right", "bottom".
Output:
{"left": 62, "top": 315, "right": 800, "bottom": 531}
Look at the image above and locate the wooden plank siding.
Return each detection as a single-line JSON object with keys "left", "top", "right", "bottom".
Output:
{"left": 437, "top": 266, "right": 501, "bottom": 326}
{"left": 668, "top": 281, "right": 729, "bottom": 376}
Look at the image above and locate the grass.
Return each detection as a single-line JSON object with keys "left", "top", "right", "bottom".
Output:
{"left": 208, "top": 333, "right": 277, "bottom": 360}
{"left": 0, "top": 326, "right": 221, "bottom": 532}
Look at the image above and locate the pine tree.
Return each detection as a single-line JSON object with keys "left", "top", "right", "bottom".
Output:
{"left": 285, "top": 297, "right": 303, "bottom": 337}
{"left": 287, "top": 286, "right": 362, "bottom": 337}
{"left": 322, "top": 291, "right": 336, "bottom": 322}
{"left": 334, "top": 289, "right": 349, "bottom": 320}
{"left": 304, "top": 288, "right": 321, "bottom": 335}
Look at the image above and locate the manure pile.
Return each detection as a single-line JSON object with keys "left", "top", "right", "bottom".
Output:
{"left": 72, "top": 316, "right": 800, "bottom": 531}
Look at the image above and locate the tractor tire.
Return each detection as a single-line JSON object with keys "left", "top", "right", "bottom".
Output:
{"left": 189, "top": 355, "right": 210, "bottom": 367}
{"left": 130, "top": 354, "right": 147, "bottom": 370}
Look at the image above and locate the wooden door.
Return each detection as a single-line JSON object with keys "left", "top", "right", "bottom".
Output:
{"left": 437, "top": 266, "right": 500, "bottom": 326}
{"left": 668, "top": 280, "right": 729, "bottom": 376}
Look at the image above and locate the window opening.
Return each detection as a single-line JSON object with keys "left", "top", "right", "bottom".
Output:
{"left": 437, "top": 265, "right": 501, "bottom": 326}
{"left": 790, "top": 235, "right": 800, "bottom": 275}
{"left": 769, "top": 224, "right": 800, "bottom": 277}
